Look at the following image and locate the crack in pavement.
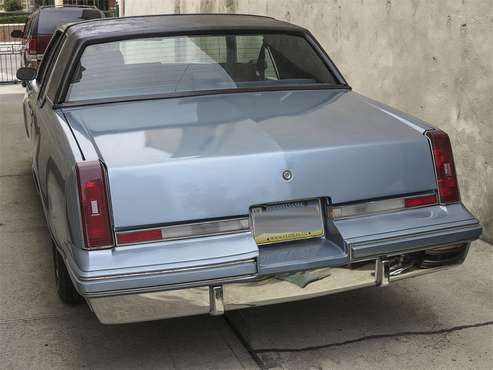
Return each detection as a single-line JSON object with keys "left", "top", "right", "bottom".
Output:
{"left": 252, "top": 320, "right": 493, "bottom": 354}
{"left": 223, "top": 315, "right": 266, "bottom": 370}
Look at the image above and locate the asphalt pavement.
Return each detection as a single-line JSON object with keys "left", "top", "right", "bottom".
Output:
{"left": 1, "top": 85, "right": 492, "bottom": 369}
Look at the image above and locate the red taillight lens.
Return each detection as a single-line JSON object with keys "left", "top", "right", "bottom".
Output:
{"left": 425, "top": 129, "right": 460, "bottom": 203}
{"left": 27, "top": 35, "right": 50, "bottom": 55}
{"left": 27, "top": 37, "right": 37, "bottom": 54}
{"left": 36, "top": 35, "right": 51, "bottom": 53}
{"left": 76, "top": 161, "right": 113, "bottom": 249}
{"left": 116, "top": 229, "right": 163, "bottom": 245}
{"left": 404, "top": 194, "right": 437, "bottom": 208}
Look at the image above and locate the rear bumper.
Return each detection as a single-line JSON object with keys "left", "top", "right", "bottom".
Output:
{"left": 68, "top": 203, "right": 481, "bottom": 324}
{"left": 87, "top": 244, "right": 469, "bottom": 324}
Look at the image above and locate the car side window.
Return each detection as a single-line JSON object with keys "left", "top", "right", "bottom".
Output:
{"left": 23, "top": 17, "right": 32, "bottom": 37}
{"left": 263, "top": 47, "right": 279, "bottom": 80}
{"left": 36, "top": 31, "right": 63, "bottom": 92}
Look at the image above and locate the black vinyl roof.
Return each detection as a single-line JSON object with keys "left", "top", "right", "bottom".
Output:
{"left": 61, "top": 13, "right": 307, "bottom": 42}
{"left": 49, "top": 14, "right": 350, "bottom": 106}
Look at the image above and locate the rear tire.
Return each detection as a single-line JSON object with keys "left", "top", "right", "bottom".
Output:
{"left": 52, "top": 243, "right": 82, "bottom": 305}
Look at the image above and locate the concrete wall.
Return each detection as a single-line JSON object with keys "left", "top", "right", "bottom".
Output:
{"left": 124, "top": 0, "right": 493, "bottom": 242}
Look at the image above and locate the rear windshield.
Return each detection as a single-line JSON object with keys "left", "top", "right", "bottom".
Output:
{"left": 66, "top": 33, "right": 339, "bottom": 102}
{"left": 38, "top": 9, "right": 103, "bottom": 34}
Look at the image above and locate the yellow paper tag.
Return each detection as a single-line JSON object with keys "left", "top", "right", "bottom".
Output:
{"left": 255, "top": 229, "right": 324, "bottom": 245}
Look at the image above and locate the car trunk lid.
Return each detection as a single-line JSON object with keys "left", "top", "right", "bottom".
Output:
{"left": 63, "top": 89, "right": 437, "bottom": 228}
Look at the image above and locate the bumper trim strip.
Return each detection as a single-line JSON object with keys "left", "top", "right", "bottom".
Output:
{"left": 73, "top": 258, "right": 257, "bottom": 282}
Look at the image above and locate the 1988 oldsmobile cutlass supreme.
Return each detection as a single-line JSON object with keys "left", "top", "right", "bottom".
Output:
{"left": 16, "top": 14, "right": 481, "bottom": 324}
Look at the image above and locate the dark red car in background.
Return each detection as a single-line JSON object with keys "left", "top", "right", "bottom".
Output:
{"left": 11, "top": 6, "right": 104, "bottom": 68}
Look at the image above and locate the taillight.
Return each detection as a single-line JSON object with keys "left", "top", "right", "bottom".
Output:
{"left": 36, "top": 35, "right": 51, "bottom": 53}
{"left": 27, "top": 36, "right": 37, "bottom": 54}
{"left": 27, "top": 35, "right": 51, "bottom": 55}
{"left": 404, "top": 194, "right": 437, "bottom": 208}
{"left": 115, "top": 218, "right": 250, "bottom": 246}
{"left": 330, "top": 193, "right": 438, "bottom": 218}
{"left": 425, "top": 129, "right": 460, "bottom": 203}
{"left": 76, "top": 161, "right": 113, "bottom": 249}
{"left": 116, "top": 229, "right": 162, "bottom": 245}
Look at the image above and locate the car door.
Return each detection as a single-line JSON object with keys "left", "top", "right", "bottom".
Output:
{"left": 31, "top": 30, "right": 82, "bottom": 248}
{"left": 29, "top": 31, "right": 64, "bottom": 192}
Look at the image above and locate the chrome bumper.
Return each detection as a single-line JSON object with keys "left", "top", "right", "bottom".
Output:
{"left": 87, "top": 244, "right": 468, "bottom": 324}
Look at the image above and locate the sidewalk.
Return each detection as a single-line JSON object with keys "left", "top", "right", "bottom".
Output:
{"left": 0, "top": 83, "right": 24, "bottom": 95}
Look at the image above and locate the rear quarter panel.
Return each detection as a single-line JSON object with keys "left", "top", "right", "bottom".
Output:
{"left": 34, "top": 102, "right": 85, "bottom": 261}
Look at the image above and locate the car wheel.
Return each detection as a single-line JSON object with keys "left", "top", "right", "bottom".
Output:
{"left": 52, "top": 242, "right": 82, "bottom": 304}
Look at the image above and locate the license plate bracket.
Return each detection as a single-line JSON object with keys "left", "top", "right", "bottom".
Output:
{"left": 251, "top": 199, "right": 325, "bottom": 246}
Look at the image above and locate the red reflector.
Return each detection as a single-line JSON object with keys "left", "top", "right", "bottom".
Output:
{"left": 27, "top": 37, "right": 37, "bottom": 55}
{"left": 425, "top": 130, "right": 460, "bottom": 203}
{"left": 77, "top": 161, "right": 113, "bottom": 249}
{"left": 404, "top": 194, "right": 437, "bottom": 208}
{"left": 36, "top": 35, "right": 52, "bottom": 54}
{"left": 116, "top": 229, "right": 163, "bottom": 245}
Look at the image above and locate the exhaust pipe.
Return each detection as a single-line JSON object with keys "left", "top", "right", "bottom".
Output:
{"left": 381, "top": 243, "right": 469, "bottom": 283}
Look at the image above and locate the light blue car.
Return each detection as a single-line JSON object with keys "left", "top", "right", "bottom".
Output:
{"left": 16, "top": 14, "right": 481, "bottom": 324}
